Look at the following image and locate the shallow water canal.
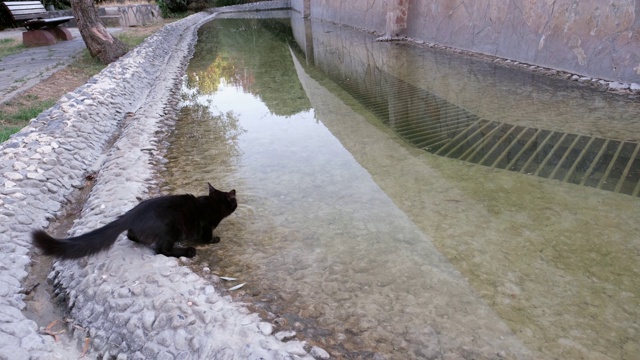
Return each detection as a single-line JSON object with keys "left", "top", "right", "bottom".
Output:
{"left": 163, "top": 13, "right": 640, "bottom": 360}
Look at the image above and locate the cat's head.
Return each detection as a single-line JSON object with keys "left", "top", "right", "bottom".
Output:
{"left": 208, "top": 182, "right": 237, "bottom": 215}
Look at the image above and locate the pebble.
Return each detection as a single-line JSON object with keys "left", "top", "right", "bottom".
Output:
{"left": 275, "top": 330, "right": 297, "bottom": 341}
{"left": 608, "top": 81, "right": 629, "bottom": 90}
{"left": 310, "top": 346, "right": 331, "bottom": 359}
{"left": 12, "top": 162, "right": 27, "bottom": 170}
{"left": 258, "top": 322, "right": 274, "bottom": 336}
{"left": 4, "top": 172, "right": 23, "bottom": 181}
{"left": 26, "top": 173, "right": 46, "bottom": 181}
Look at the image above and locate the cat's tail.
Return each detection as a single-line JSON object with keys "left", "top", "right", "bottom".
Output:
{"left": 32, "top": 218, "right": 129, "bottom": 259}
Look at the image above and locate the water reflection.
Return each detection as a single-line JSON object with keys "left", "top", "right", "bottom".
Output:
{"left": 164, "top": 15, "right": 640, "bottom": 360}
{"left": 290, "top": 21, "right": 640, "bottom": 196}
{"left": 187, "top": 16, "right": 310, "bottom": 116}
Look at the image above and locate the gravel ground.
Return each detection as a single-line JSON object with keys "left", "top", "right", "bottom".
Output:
{"left": 0, "top": 2, "right": 328, "bottom": 359}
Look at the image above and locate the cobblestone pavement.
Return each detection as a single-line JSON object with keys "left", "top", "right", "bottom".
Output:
{"left": 0, "top": 2, "right": 328, "bottom": 359}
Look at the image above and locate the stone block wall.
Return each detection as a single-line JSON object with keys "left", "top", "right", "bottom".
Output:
{"left": 48, "top": 4, "right": 162, "bottom": 28}
{"left": 101, "top": 4, "right": 162, "bottom": 27}
{"left": 292, "top": 0, "right": 640, "bottom": 84}
{"left": 305, "top": 0, "right": 388, "bottom": 34}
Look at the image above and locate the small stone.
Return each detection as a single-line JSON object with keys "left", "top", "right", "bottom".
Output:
{"left": 113, "top": 299, "right": 134, "bottom": 312}
{"left": 4, "top": 172, "right": 23, "bottom": 181}
{"left": 258, "top": 322, "right": 273, "bottom": 336}
{"left": 155, "top": 330, "right": 173, "bottom": 347}
{"left": 173, "top": 329, "right": 189, "bottom": 350}
{"left": 16, "top": 215, "right": 32, "bottom": 225}
{"left": 184, "top": 273, "right": 200, "bottom": 282}
{"left": 310, "top": 346, "right": 331, "bottom": 359}
{"left": 12, "top": 162, "right": 27, "bottom": 170}
{"left": 630, "top": 83, "right": 640, "bottom": 91}
{"left": 43, "top": 157, "right": 57, "bottom": 166}
{"left": 142, "top": 311, "right": 155, "bottom": 331}
{"left": 129, "top": 329, "right": 145, "bottom": 352}
{"left": 36, "top": 146, "right": 52, "bottom": 154}
{"left": 45, "top": 183, "right": 59, "bottom": 194}
{"left": 26, "top": 172, "right": 46, "bottom": 181}
{"left": 11, "top": 193, "right": 26, "bottom": 201}
{"left": 608, "top": 81, "right": 629, "bottom": 90}
{"left": 275, "top": 330, "right": 296, "bottom": 341}
{"left": 0, "top": 345, "right": 29, "bottom": 359}
{"left": 155, "top": 351, "right": 173, "bottom": 360}
{"left": 283, "top": 341, "right": 308, "bottom": 356}
{"left": 273, "top": 317, "right": 287, "bottom": 327}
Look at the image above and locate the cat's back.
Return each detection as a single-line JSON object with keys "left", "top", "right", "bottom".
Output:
{"left": 129, "top": 193, "right": 198, "bottom": 215}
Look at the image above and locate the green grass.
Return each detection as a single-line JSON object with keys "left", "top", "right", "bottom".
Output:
{"left": 71, "top": 49, "right": 108, "bottom": 76}
{"left": 0, "top": 38, "right": 25, "bottom": 60}
{"left": 0, "top": 97, "right": 56, "bottom": 122}
{"left": 57, "top": 28, "right": 160, "bottom": 77}
{"left": 0, "top": 97, "right": 56, "bottom": 141}
{"left": 116, "top": 31, "right": 151, "bottom": 48}
{"left": 0, "top": 126, "right": 22, "bottom": 142}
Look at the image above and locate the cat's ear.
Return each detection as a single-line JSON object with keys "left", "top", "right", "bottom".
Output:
{"left": 208, "top": 182, "right": 217, "bottom": 195}
{"left": 227, "top": 189, "right": 236, "bottom": 201}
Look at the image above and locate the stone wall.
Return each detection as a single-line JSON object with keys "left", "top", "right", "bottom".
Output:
{"left": 101, "top": 4, "right": 162, "bottom": 27}
{"left": 306, "top": 0, "right": 388, "bottom": 33}
{"left": 291, "top": 0, "right": 640, "bottom": 85}
{"left": 48, "top": 4, "right": 162, "bottom": 28}
{"left": 289, "top": 13, "right": 640, "bottom": 139}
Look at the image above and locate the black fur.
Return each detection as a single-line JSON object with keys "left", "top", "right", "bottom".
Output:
{"left": 32, "top": 183, "right": 237, "bottom": 259}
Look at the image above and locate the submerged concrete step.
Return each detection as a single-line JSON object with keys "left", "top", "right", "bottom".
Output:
{"left": 374, "top": 75, "right": 640, "bottom": 197}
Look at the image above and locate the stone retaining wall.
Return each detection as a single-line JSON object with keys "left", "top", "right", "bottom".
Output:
{"left": 48, "top": 4, "right": 162, "bottom": 28}
{"left": 292, "top": 0, "right": 640, "bottom": 85}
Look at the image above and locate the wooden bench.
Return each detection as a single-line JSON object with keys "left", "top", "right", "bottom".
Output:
{"left": 2, "top": 1, "right": 74, "bottom": 46}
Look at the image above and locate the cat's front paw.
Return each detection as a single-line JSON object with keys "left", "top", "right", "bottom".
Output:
{"left": 185, "top": 247, "right": 197, "bottom": 258}
{"left": 203, "top": 236, "right": 221, "bottom": 244}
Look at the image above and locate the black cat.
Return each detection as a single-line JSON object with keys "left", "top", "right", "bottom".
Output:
{"left": 32, "top": 183, "right": 237, "bottom": 259}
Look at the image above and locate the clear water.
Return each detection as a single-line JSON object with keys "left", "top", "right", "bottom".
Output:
{"left": 163, "top": 14, "right": 640, "bottom": 360}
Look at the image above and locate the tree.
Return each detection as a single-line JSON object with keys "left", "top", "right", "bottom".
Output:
{"left": 71, "top": 0, "right": 128, "bottom": 64}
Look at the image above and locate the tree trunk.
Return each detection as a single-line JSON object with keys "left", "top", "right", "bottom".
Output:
{"left": 71, "top": 0, "right": 128, "bottom": 64}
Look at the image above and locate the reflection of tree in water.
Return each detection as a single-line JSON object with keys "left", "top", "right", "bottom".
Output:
{"left": 186, "top": 18, "right": 311, "bottom": 117}
{"left": 186, "top": 54, "right": 245, "bottom": 95}
{"left": 164, "top": 101, "right": 245, "bottom": 192}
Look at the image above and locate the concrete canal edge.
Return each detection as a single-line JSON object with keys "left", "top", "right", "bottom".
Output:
{"left": 0, "top": 3, "right": 328, "bottom": 359}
